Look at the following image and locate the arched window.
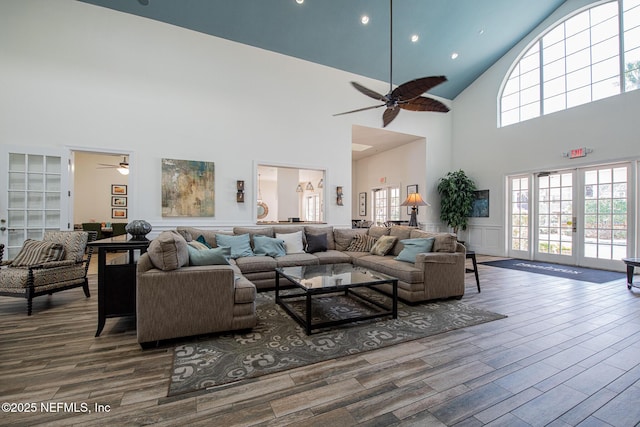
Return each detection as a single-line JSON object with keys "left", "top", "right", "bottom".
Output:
{"left": 500, "top": 0, "right": 640, "bottom": 127}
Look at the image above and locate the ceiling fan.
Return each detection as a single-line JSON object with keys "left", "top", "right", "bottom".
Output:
{"left": 333, "top": 0, "right": 450, "bottom": 127}
{"left": 98, "top": 156, "right": 129, "bottom": 175}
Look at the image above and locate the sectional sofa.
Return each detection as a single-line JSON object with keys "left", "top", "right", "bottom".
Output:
{"left": 135, "top": 224, "right": 465, "bottom": 345}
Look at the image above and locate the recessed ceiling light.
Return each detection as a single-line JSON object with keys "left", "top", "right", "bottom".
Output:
{"left": 361, "top": 15, "right": 370, "bottom": 25}
{"left": 451, "top": 52, "right": 459, "bottom": 60}
{"left": 296, "top": 0, "right": 304, "bottom": 4}
{"left": 411, "top": 34, "right": 419, "bottom": 43}
{"left": 478, "top": 29, "right": 485, "bottom": 35}
{"left": 352, "top": 143, "right": 373, "bottom": 152}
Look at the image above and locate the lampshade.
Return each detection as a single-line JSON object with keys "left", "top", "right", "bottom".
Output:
{"left": 401, "top": 193, "right": 429, "bottom": 207}
{"left": 296, "top": 184, "right": 303, "bottom": 193}
{"left": 305, "top": 182, "right": 314, "bottom": 191}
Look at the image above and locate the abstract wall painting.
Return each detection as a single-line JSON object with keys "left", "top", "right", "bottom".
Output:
{"left": 161, "top": 158, "right": 215, "bottom": 217}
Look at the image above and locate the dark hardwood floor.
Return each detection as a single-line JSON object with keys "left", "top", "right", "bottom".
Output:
{"left": 1, "top": 256, "right": 639, "bottom": 426}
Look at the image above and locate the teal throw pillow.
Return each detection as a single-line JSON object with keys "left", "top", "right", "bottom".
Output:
{"left": 215, "top": 233, "right": 254, "bottom": 259}
{"left": 196, "top": 234, "right": 212, "bottom": 248}
{"left": 187, "top": 244, "right": 231, "bottom": 265}
{"left": 395, "top": 238, "right": 435, "bottom": 263}
{"left": 253, "top": 235, "right": 287, "bottom": 257}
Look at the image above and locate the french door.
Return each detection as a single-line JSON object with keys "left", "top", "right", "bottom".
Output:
{"left": 508, "top": 162, "right": 635, "bottom": 271}
{"left": 0, "top": 145, "right": 70, "bottom": 260}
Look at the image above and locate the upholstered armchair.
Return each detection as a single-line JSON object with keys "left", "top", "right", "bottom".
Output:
{"left": 0, "top": 231, "right": 96, "bottom": 315}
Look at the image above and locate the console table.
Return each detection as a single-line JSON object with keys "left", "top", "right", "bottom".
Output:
{"left": 88, "top": 236, "right": 150, "bottom": 337}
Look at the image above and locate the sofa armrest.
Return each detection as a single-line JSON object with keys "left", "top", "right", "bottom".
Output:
{"left": 415, "top": 252, "right": 464, "bottom": 265}
{"left": 136, "top": 255, "right": 238, "bottom": 343}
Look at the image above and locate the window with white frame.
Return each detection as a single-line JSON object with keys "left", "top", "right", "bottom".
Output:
{"left": 372, "top": 186, "right": 401, "bottom": 224}
{"left": 305, "top": 194, "right": 320, "bottom": 222}
{"left": 500, "top": 0, "right": 640, "bottom": 127}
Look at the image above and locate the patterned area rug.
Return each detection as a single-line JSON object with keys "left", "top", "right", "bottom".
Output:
{"left": 168, "top": 290, "right": 506, "bottom": 397}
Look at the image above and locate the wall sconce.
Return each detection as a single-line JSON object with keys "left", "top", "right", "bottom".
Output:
{"left": 237, "top": 180, "right": 244, "bottom": 203}
{"left": 306, "top": 181, "right": 314, "bottom": 191}
{"left": 336, "top": 186, "right": 343, "bottom": 206}
{"left": 296, "top": 184, "right": 303, "bottom": 193}
{"left": 317, "top": 178, "right": 324, "bottom": 189}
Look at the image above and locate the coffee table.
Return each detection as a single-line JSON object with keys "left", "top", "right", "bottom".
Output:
{"left": 275, "top": 264, "right": 398, "bottom": 335}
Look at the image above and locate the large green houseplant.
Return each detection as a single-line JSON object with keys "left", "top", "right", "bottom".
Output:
{"left": 437, "top": 170, "right": 477, "bottom": 235}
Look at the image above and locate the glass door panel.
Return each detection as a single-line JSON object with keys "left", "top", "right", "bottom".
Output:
{"left": 535, "top": 171, "right": 577, "bottom": 264}
{"left": 1, "top": 147, "right": 69, "bottom": 259}
{"left": 508, "top": 175, "right": 531, "bottom": 258}
{"left": 580, "top": 164, "right": 630, "bottom": 269}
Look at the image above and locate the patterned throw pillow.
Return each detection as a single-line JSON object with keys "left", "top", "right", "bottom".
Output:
{"left": 11, "top": 239, "right": 66, "bottom": 267}
{"left": 345, "top": 234, "right": 377, "bottom": 252}
{"left": 369, "top": 235, "right": 397, "bottom": 256}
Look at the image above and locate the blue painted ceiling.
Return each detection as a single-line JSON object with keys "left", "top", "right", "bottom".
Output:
{"left": 79, "top": 0, "right": 566, "bottom": 99}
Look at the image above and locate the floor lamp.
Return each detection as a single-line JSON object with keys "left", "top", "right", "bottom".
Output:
{"left": 400, "top": 193, "right": 429, "bottom": 227}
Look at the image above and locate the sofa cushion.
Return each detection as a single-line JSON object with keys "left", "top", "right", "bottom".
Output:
{"left": 215, "top": 233, "right": 254, "bottom": 259}
{"left": 276, "top": 230, "right": 305, "bottom": 254}
{"left": 187, "top": 240, "right": 209, "bottom": 251}
{"left": 345, "top": 234, "right": 376, "bottom": 252}
{"left": 305, "top": 233, "right": 328, "bottom": 253}
{"left": 11, "top": 240, "right": 66, "bottom": 267}
{"left": 253, "top": 235, "right": 286, "bottom": 257}
{"left": 395, "top": 238, "right": 435, "bottom": 263}
{"left": 195, "top": 234, "right": 212, "bottom": 248}
{"left": 333, "top": 228, "right": 367, "bottom": 251}
{"left": 389, "top": 225, "right": 414, "bottom": 255}
{"left": 234, "top": 255, "right": 277, "bottom": 274}
{"left": 177, "top": 227, "right": 232, "bottom": 248}
{"left": 312, "top": 250, "right": 352, "bottom": 265}
{"left": 410, "top": 230, "right": 458, "bottom": 253}
{"left": 370, "top": 235, "right": 397, "bottom": 256}
{"left": 147, "top": 230, "right": 189, "bottom": 271}
{"left": 187, "top": 244, "right": 230, "bottom": 266}
{"left": 305, "top": 226, "right": 335, "bottom": 250}
{"left": 368, "top": 225, "right": 390, "bottom": 239}
{"left": 354, "top": 255, "right": 424, "bottom": 284}
{"left": 232, "top": 226, "right": 274, "bottom": 239}
{"left": 275, "top": 253, "right": 319, "bottom": 267}
{"left": 234, "top": 276, "right": 256, "bottom": 304}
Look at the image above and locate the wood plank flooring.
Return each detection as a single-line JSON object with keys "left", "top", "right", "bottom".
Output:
{"left": 1, "top": 255, "right": 639, "bottom": 426}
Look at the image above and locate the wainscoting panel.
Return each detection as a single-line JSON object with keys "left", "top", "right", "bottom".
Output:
{"left": 464, "top": 225, "right": 504, "bottom": 256}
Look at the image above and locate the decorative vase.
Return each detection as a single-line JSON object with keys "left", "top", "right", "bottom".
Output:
{"left": 125, "top": 220, "right": 152, "bottom": 241}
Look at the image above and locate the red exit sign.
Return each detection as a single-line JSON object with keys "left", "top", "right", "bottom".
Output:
{"left": 569, "top": 147, "right": 586, "bottom": 159}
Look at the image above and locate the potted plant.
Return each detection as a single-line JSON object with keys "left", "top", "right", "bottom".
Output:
{"left": 437, "top": 170, "right": 477, "bottom": 235}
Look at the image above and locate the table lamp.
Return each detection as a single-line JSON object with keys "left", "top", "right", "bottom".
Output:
{"left": 400, "top": 193, "right": 430, "bottom": 227}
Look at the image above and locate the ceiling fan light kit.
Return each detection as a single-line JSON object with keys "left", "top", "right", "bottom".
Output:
{"left": 98, "top": 156, "right": 129, "bottom": 175}
{"left": 334, "top": 0, "right": 449, "bottom": 127}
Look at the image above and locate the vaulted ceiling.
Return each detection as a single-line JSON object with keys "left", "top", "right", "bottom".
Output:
{"left": 79, "top": 0, "right": 566, "bottom": 100}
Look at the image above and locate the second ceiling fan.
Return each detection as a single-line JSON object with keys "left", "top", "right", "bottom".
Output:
{"left": 334, "top": 0, "right": 450, "bottom": 127}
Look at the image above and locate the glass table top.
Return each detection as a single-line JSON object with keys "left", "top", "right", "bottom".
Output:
{"left": 276, "top": 264, "right": 395, "bottom": 290}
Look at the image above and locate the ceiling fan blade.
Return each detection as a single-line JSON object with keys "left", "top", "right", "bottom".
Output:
{"left": 97, "top": 163, "right": 117, "bottom": 168}
{"left": 351, "top": 82, "right": 386, "bottom": 102}
{"left": 333, "top": 104, "right": 385, "bottom": 116}
{"left": 382, "top": 107, "right": 401, "bottom": 127}
{"left": 399, "top": 96, "right": 450, "bottom": 113}
{"left": 392, "top": 76, "right": 448, "bottom": 101}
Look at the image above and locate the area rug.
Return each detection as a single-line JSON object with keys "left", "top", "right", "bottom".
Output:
{"left": 168, "top": 290, "right": 506, "bottom": 396}
{"left": 479, "top": 258, "right": 625, "bottom": 283}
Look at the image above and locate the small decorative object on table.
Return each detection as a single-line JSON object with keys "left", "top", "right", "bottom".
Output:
{"left": 125, "top": 220, "right": 152, "bottom": 241}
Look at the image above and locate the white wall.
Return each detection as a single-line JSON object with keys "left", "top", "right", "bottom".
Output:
{"left": 452, "top": 0, "right": 640, "bottom": 255}
{"left": 0, "top": 0, "right": 454, "bottom": 234}
{"left": 354, "top": 138, "right": 441, "bottom": 229}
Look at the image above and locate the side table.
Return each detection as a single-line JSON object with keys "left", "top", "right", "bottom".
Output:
{"left": 622, "top": 258, "right": 640, "bottom": 290}
{"left": 88, "top": 235, "right": 150, "bottom": 337}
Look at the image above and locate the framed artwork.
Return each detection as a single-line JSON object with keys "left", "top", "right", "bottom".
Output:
{"left": 471, "top": 190, "right": 490, "bottom": 217}
{"left": 111, "top": 196, "right": 127, "bottom": 207}
{"left": 359, "top": 192, "right": 367, "bottom": 216}
{"left": 111, "top": 184, "right": 127, "bottom": 195}
{"left": 161, "top": 158, "right": 215, "bottom": 217}
{"left": 112, "top": 208, "right": 127, "bottom": 219}
{"left": 406, "top": 184, "right": 418, "bottom": 214}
